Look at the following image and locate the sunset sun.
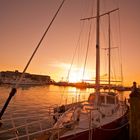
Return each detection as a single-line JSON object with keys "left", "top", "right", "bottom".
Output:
{"left": 68, "top": 68, "right": 91, "bottom": 83}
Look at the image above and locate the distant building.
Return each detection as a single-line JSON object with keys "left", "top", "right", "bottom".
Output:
{"left": 0, "top": 70, "right": 52, "bottom": 85}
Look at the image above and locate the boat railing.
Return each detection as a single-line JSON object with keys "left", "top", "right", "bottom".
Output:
{"left": 0, "top": 112, "right": 82, "bottom": 140}
{"left": 0, "top": 102, "right": 87, "bottom": 140}
{"left": 0, "top": 105, "right": 59, "bottom": 140}
{"left": 0, "top": 100, "right": 128, "bottom": 140}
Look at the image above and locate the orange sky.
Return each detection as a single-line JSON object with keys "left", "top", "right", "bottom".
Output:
{"left": 0, "top": 0, "right": 140, "bottom": 86}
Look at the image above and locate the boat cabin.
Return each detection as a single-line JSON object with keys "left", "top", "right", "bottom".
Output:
{"left": 88, "top": 92, "right": 119, "bottom": 105}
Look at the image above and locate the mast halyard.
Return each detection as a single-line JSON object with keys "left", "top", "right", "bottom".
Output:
{"left": 95, "top": 0, "right": 100, "bottom": 96}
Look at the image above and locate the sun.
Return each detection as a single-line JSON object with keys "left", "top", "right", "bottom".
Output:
{"left": 68, "top": 72, "right": 80, "bottom": 83}
{"left": 68, "top": 68, "right": 91, "bottom": 83}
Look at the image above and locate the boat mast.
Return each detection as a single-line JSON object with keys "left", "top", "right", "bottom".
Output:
{"left": 108, "top": 14, "right": 111, "bottom": 92}
{"left": 107, "top": 9, "right": 119, "bottom": 91}
{"left": 81, "top": 1, "right": 119, "bottom": 94}
{"left": 95, "top": 0, "right": 100, "bottom": 94}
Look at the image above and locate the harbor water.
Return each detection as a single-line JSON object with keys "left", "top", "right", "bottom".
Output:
{"left": 0, "top": 85, "right": 130, "bottom": 139}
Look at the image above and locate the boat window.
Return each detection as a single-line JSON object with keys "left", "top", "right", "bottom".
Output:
{"left": 106, "top": 96, "right": 115, "bottom": 104}
{"left": 100, "top": 95, "right": 105, "bottom": 104}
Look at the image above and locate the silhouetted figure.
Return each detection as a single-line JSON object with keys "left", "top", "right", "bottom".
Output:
{"left": 130, "top": 81, "right": 139, "bottom": 97}
{"left": 132, "top": 81, "right": 137, "bottom": 92}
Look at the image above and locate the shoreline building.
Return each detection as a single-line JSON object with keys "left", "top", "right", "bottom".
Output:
{"left": 0, "top": 70, "right": 52, "bottom": 85}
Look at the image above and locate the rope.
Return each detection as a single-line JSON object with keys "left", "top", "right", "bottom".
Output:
{"left": 97, "top": 121, "right": 129, "bottom": 131}
{"left": 15, "top": 0, "right": 66, "bottom": 89}
{"left": 66, "top": 15, "right": 85, "bottom": 82}
{"left": 82, "top": 22, "right": 92, "bottom": 81}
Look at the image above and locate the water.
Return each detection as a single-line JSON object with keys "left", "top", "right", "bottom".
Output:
{"left": 0, "top": 85, "right": 130, "bottom": 139}
{"left": 0, "top": 85, "right": 94, "bottom": 139}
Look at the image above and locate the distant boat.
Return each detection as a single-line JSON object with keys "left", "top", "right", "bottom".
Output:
{"left": 73, "top": 82, "right": 89, "bottom": 89}
{"left": 55, "top": 81, "right": 70, "bottom": 86}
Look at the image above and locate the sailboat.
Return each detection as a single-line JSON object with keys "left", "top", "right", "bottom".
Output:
{"left": 0, "top": 0, "right": 129, "bottom": 140}
{"left": 45, "top": 1, "right": 128, "bottom": 140}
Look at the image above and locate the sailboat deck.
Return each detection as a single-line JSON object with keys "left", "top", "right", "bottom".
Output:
{"left": 53, "top": 102, "right": 127, "bottom": 138}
